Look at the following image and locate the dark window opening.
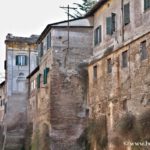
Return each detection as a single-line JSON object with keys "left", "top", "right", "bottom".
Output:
{"left": 93, "top": 65, "right": 97, "bottom": 80}
{"left": 124, "top": 3, "right": 130, "bottom": 25}
{"left": 140, "top": 41, "right": 148, "bottom": 60}
{"left": 122, "top": 51, "right": 128, "bottom": 68}
{"left": 94, "top": 26, "right": 102, "bottom": 46}
{"left": 107, "top": 58, "right": 112, "bottom": 73}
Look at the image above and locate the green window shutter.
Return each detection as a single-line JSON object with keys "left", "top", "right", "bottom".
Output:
{"left": 124, "top": 3, "right": 130, "bottom": 25}
{"left": 25, "top": 56, "right": 28, "bottom": 65}
{"left": 43, "top": 68, "right": 49, "bottom": 84}
{"left": 99, "top": 26, "right": 102, "bottom": 43}
{"left": 16, "top": 55, "right": 19, "bottom": 65}
{"left": 94, "top": 29, "right": 97, "bottom": 46}
{"left": 112, "top": 13, "right": 116, "bottom": 32}
{"left": 106, "top": 17, "right": 112, "bottom": 35}
{"left": 40, "top": 43, "right": 43, "bottom": 57}
{"left": 37, "top": 74, "right": 41, "bottom": 88}
{"left": 144, "top": 0, "right": 150, "bottom": 10}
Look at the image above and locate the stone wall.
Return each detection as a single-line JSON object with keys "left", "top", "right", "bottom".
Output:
{"left": 88, "top": 32, "right": 150, "bottom": 150}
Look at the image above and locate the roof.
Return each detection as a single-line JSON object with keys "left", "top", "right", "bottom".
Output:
{"left": 5, "top": 34, "right": 39, "bottom": 44}
{"left": 26, "top": 66, "right": 39, "bottom": 79}
{"left": 36, "top": 16, "right": 92, "bottom": 43}
{"left": 85, "top": 0, "right": 108, "bottom": 17}
{"left": 0, "top": 81, "right": 5, "bottom": 87}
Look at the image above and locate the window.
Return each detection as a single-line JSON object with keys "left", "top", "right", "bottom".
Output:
{"left": 37, "top": 74, "right": 41, "bottom": 88}
{"left": 31, "top": 80, "right": 36, "bottom": 91}
{"left": 140, "top": 41, "right": 148, "bottom": 60}
{"left": 107, "top": 58, "right": 112, "bottom": 73}
{"left": 106, "top": 13, "right": 116, "bottom": 35}
{"left": 43, "top": 67, "right": 49, "bottom": 84}
{"left": 39, "top": 42, "right": 43, "bottom": 57}
{"left": 124, "top": 3, "right": 130, "bottom": 25}
{"left": 94, "top": 26, "right": 102, "bottom": 46}
{"left": 47, "top": 33, "right": 51, "bottom": 49}
{"left": 122, "top": 51, "right": 128, "bottom": 68}
{"left": 144, "top": 0, "right": 150, "bottom": 11}
{"left": 93, "top": 65, "right": 97, "bottom": 80}
{"left": 16, "top": 55, "right": 27, "bottom": 66}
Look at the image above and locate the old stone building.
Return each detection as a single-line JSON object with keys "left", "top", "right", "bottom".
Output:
{"left": 27, "top": 17, "right": 93, "bottom": 150}
{"left": 0, "top": 81, "right": 6, "bottom": 149}
{"left": 86, "top": 0, "right": 150, "bottom": 150}
{"left": 3, "top": 34, "right": 38, "bottom": 150}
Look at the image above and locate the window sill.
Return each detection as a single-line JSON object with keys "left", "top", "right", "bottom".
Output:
{"left": 144, "top": 7, "right": 150, "bottom": 13}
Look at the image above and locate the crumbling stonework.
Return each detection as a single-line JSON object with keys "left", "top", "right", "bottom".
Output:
{"left": 88, "top": 32, "right": 150, "bottom": 150}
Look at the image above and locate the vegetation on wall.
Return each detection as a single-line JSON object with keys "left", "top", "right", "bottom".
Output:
{"left": 77, "top": 116, "right": 108, "bottom": 150}
{"left": 115, "top": 109, "right": 150, "bottom": 149}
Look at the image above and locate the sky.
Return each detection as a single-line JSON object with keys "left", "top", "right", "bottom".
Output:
{"left": 0, "top": 0, "right": 82, "bottom": 82}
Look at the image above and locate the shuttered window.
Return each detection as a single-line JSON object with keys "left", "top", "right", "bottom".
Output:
{"left": 43, "top": 68, "right": 49, "bottom": 84}
{"left": 93, "top": 65, "right": 97, "bottom": 80}
{"left": 47, "top": 33, "right": 51, "bottom": 50}
{"left": 16, "top": 55, "right": 27, "bottom": 66}
{"left": 106, "top": 13, "right": 116, "bottom": 35}
{"left": 124, "top": 3, "right": 130, "bottom": 25}
{"left": 40, "top": 42, "right": 43, "bottom": 57}
{"left": 140, "top": 41, "right": 148, "bottom": 60}
{"left": 37, "top": 74, "right": 41, "bottom": 88}
{"left": 107, "top": 58, "right": 112, "bottom": 73}
{"left": 122, "top": 51, "right": 128, "bottom": 68}
{"left": 94, "top": 26, "right": 102, "bottom": 46}
{"left": 144, "top": 0, "right": 150, "bottom": 10}
{"left": 106, "top": 17, "right": 112, "bottom": 35}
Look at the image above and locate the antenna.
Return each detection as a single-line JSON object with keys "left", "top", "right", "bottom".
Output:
{"left": 60, "top": 5, "right": 77, "bottom": 67}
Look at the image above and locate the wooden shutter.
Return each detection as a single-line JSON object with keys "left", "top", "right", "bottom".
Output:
{"left": 37, "top": 74, "right": 41, "bottom": 88}
{"left": 106, "top": 17, "right": 112, "bottom": 35}
{"left": 43, "top": 68, "right": 49, "bottom": 84}
{"left": 124, "top": 3, "right": 130, "bottom": 25}
{"left": 144, "top": 0, "right": 150, "bottom": 10}
{"left": 16, "top": 55, "right": 19, "bottom": 65}
{"left": 112, "top": 13, "right": 116, "bottom": 32}
{"left": 25, "top": 55, "right": 28, "bottom": 65}
{"left": 94, "top": 29, "right": 97, "bottom": 46}
{"left": 99, "top": 26, "right": 102, "bottom": 43}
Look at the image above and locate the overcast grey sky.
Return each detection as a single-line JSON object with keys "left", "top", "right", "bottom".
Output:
{"left": 0, "top": 0, "right": 82, "bottom": 82}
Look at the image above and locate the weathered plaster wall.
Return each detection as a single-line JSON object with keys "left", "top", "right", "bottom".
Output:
{"left": 88, "top": 32, "right": 150, "bottom": 150}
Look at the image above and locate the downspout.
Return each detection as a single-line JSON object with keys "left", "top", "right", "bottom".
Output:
{"left": 121, "top": 0, "right": 124, "bottom": 42}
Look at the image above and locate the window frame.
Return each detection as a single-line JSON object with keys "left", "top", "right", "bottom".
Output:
{"left": 16, "top": 55, "right": 27, "bottom": 66}
{"left": 124, "top": 3, "right": 130, "bottom": 26}
{"left": 93, "top": 65, "right": 98, "bottom": 80}
{"left": 122, "top": 50, "right": 128, "bottom": 68}
{"left": 107, "top": 58, "right": 112, "bottom": 74}
{"left": 94, "top": 26, "right": 102, "bottom": 46}
{"left": 144, "top": 0, "right": 150, "bottom": 11}
{"left": 140, "top": 40, "right": 148, "bottom": 60}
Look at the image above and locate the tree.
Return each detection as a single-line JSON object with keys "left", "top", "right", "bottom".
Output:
{"left": 67, "top": 0, "right": 97, "bottom": 19}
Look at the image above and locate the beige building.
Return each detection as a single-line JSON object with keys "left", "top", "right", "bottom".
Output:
{"left": 86, "top": 0, "right": 150, "bottom": 150}
{"left": 27, "top": 17, "right": 93, "bottom": 150}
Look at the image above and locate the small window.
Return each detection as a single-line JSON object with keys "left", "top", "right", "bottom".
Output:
{"left": 124, "top": 3, "right": 130, "bottom": 25}
{"left": 47, "top": 33, "right": 51, "bottom": 50}
{"left": 107, "top": 58, "right": 112, "bottom": 73}
{"left": 144, "top": 0, "right": 150, "bottom": 11}
{"left": 16, "top": 55, "right": 27, "bottom": 66}
{"left": 140, "top": 41, "right": 148, "bottom": 60}
{"left": 37, "top": 74, "right": 41, "bottom": 88}
{"left": 43, "top": 67, "right": 49, "bottom": 84}
{"left": 106, "top": 13, "right": 116, "bottom": 35}
{"left": 94, "top": 26, "right": 102, "bottom": 46}
{"left": 122, "top": 51, "right": 128, "bottom": 68}
{"left": 93, "top": 65, "right": 97, "bottom": 80}
{"left": 40, "top": 42, "right": 43, "bottom": 57}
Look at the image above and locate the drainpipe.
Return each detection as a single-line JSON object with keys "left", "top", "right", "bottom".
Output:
{"left": 121, "top": 0, "right": 124, "bottom": 42}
